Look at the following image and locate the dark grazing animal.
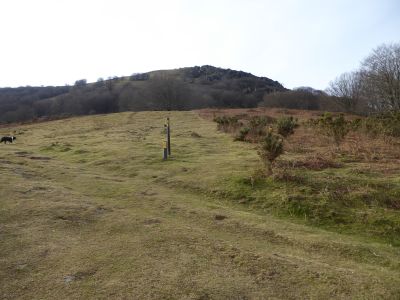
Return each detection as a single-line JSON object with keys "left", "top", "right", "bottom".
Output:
{"left": 1, "top": 136, "right": 16, "bottom": 144}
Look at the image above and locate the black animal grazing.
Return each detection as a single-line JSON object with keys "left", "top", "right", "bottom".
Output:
{"left": 1, "top": 136, "right": 16, "bottom": 144}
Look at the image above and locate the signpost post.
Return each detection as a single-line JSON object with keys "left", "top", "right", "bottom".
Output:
{"left": 167, "top": 117, "right": 171, "bottom": 156}
{"left": 162, "top": 140, "right": 168, "bottom": 160}
{"left": 163, "top": 117, "right": 171, "bottom": 160}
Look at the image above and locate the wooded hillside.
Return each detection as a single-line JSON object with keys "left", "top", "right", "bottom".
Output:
{"left": 0, "top": 65, "right": 286, "bottom": 123}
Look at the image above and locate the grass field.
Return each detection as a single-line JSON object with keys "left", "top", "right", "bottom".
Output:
{"left": 1, "top": 110, "right": 400, "bottom": 299}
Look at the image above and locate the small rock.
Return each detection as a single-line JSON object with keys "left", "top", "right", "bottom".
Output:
{"left": 64, "top": 275, "right": 75, "bottom": 283}
{"left": 215, "top": 214, "right": 227, "bottom": 221}
{"left": 143, "top": 218, "right": 162, "bottom": 225}
{"left": 29, "top": 156, "right": 51, "bottom": 160}
{"left": 190, "top": 132, "right": 202, "bottom": 138}
{"left": 16, "top": 264, "right": 27, "bottom": 270}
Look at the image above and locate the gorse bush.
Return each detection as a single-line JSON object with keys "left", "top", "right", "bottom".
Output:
{"left": 213, "top": 115, "right": 238, "bottom": 126}
{"left": 349, "top": 118, "right": 362, "bottom": 131}
{"left": 214, "top": 115, "right": 241, "bottom": 132}
{"left": 248, "top": 115, "right": 274, "bottom": 128}
{"left": 276, "top": 116, "right": 298, "bottom": 137}
{"left": 214, "top": 114, "right": 275, "bottom": 142}
{"left": 244, "top": 115, "right": 275, "bottom": 142}
{"left": 235, "top": 127, "right": 250, "bottom": 141}
{"left": 361, "top": 117, "right": 383, "bottom": 138}
{"left": 309, "top": 113, "right": 351, "bottom": 146}
{"left": 308, "top": 112, "right": 400, "bottom": 143}
{"left": 258, "top": 132, "right": 284, "bottom": 175}
{"left": 342, "top": 112, "right": 400, "bottom": 141}
{"left": 366, "top": 112, "right": 400, "bottom": 138}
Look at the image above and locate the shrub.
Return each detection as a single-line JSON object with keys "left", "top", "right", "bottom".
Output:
{"left": 276, "top": 116, "right": 298, "bottom": 137}
{"left": 248, "top": 115, "right": 274, "bottom": 128}
{"left": 360, "top": 117, "right": 384, "bottom": 138}
{"left": 363, "top": 112, "right": 400, "bottom": 138}
{"left": 382, "top": 112, "right": 400, "bottom": 137}
{"left": 214, "top": 115, "right": 241, "bottom": 132}
{"left": 242, "top": 115, "right": 275, "bottom": 142}
{"left": 349, "top": 118, "right": 362, "bottom": 131}
{"left": 258, "top": 132, "right": 284, "bottom": 175}
{"left": 310, "top": 113, "right": 351, "bottom": 146}
{"left": 235, "top": 127, "right": 250, "bottom": 141}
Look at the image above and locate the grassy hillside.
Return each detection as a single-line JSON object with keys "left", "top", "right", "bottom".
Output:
{"left": 1, "top": 110, "right": 400, "bottom": 299}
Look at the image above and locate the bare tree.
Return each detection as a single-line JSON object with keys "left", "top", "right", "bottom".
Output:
{"left": 147, "top": 75, "right": 190, "bottom": 110}
{"left": 118, "top": 83, "right": 149, "bottom": 111}
{"left": 326, "top": 71, "right": 363, "bottom": 113}
{"left": 361, "top": 43, "right": 400, "bottom": 111}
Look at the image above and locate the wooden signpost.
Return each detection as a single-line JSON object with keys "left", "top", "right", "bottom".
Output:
{"left": 162, "top": 140, "right": 168, "bottom": 160}
{"left": 166, "top": 117, "right": 171, "bottom": 156}
{"left": 163, "top": 117, "right": 171, "bottom": 160}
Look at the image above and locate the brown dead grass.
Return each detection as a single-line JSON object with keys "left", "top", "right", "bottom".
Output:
{"left": 199, "top": 108, "right": 400, "bottom": 175}
{"left": 276, "top": 155, "right": 342, "bottom": 171}
{"left": 341, "top": 132, "right": 400, "bottom": 162}
{"left": 197, "top": 107, "right": 321, "bottom": 122}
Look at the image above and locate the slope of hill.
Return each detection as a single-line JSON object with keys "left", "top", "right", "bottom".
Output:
{"left": 1, "top": 110, "right": 399, "bottom": 299}
{"left": 0, "top": 66, "right": 286, "bottom": 124}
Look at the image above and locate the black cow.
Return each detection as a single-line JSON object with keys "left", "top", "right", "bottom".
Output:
{"left": 1, "top": 136, "right": 16, "bottom": 144}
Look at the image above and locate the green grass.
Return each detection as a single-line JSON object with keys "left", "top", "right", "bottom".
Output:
{"left": 219, "top": 165, "right": 400, "bottom": 244}
{"left": 1, "top": 111, "right": 400, "bottom": 299}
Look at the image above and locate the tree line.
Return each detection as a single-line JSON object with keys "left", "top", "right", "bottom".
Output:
{"left": 263, "top": 42, "right": 400, "bottom": 114}
{"left": 326, "top": 42, "right": 400, "bottom": 113}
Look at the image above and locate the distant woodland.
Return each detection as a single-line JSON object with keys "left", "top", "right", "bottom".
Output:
{"left": 1, "top": 43, "right": 399, "bottom": 124}
{"left": 0, "top": 65, "right": 340, "bottom": 124}
{"left": 0, "top": 66, "right": 287, "bottom": 123}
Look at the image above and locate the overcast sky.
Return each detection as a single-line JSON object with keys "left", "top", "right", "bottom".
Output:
{"left": 0, "top": 0, "right": 399, "bottom": 89}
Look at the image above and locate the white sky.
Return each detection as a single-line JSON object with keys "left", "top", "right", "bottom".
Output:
{"left": 0, "top": 0, "right": 399, "bottom": 89}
